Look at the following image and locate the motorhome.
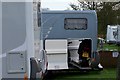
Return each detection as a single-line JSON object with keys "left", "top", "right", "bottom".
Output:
{"left": 1, "top": 1, "right": 47, "bottom": 80}
{"left": 106, "top": 25, "right": 120, "bottom": 44}
{"left": 40, "top": 10, "right": 103, "bottom": 71}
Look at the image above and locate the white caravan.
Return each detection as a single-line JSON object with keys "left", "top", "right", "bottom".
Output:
{"left": 118, "top": 26, "right": 120, "bottom": 44}
{"left": 1, "top": 1, "right": 47, "bottom": 80}
{"left": 106, "top": 25, "right": 120, "bottom": 44}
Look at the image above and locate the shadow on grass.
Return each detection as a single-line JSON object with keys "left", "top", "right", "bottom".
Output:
{"left": 44, "top": 68, "right": 116, "bottom": 80}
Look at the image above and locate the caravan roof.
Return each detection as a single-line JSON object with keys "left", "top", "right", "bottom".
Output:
{"left": 42, "top": 10, "right": 96, "bottom": 14}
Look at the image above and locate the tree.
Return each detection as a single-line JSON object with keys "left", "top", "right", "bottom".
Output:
{"left": 69, "top": 0, "right": 104, "bottom": 11}
{"left": 70, "top": 1, "right": 120, "bottom": 37}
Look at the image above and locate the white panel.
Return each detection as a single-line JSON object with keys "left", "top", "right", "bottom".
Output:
{"left": 69, "top": 50, "right": 79, "bottom": 63}
{"left": 45, "top": 39, "right": 67, "bottom": 54}
{"left": 47, "top": 54, "right": 68, "bottom": 70}
{"left": 7, "top": 51, "right": 26, "bottom": 73}
{"left": 68, "top": 39, "right": 82, "bottom": 63}
{"left": 68, "top": 39, "right": 82, "bottom": 49}
{"left": 45, "top": 39, "right": 68, "bottom": 70}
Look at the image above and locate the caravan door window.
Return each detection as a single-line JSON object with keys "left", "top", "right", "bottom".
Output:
{"left": 64, "top": 18, "right": 87, "bottom": 30}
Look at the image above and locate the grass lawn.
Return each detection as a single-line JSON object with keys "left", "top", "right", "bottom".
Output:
{"left": 98, "top": 43, "right": 120, "bottom": 51}
{"left": 49, "top": 68, "right": 117, "bottom": 80}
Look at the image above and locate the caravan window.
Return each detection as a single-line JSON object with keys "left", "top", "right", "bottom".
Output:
{"left": 64, "top": 18, "right": 87, "bottom": 30}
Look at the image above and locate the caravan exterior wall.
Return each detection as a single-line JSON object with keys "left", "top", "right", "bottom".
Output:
{"left": 1, "top": 1, "right": 46, "bottom": 80}
{"left": 2, "top": 2, "right": 34, "bottom": 79}
{"left": 41, "top": 11, "right": 98, "bottom": 51}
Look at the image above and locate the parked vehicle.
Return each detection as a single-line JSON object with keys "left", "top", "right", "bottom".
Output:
{"left": 117, "top": 25, "right": 120, "bottom": 45}
{"left": 0, "top": 1, "right": 47, "bottom": 80}
{"left": 40, "top": 10, "right": 103, "bottom": 72}
{"left": 106, "top": 25, "right": 120, "bottom": 44}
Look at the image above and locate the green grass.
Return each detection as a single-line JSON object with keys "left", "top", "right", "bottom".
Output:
{"left": 98, "top": 43, "right": 120, "bottom": 51}
{"left": 52, "top": 68, "right": 116, "bottom": 80}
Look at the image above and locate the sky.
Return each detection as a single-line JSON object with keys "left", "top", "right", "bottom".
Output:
{"left": 41, "top": 0, "right": 120, "bottom": 10}
{"left": 41, "top": 0, "right": 78, "bottom": 10}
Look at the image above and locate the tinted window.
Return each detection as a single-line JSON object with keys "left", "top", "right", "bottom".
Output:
{"left": 64, "top": 18, "right": 87, "bottom": 30}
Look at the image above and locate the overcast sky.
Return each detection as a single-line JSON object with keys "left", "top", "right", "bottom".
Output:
{"left": 41, "top": 0, "right": 78, "bottom": 10}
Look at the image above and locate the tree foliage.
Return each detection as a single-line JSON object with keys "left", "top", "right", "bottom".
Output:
{"left": 70, "top": 1, "right": 120, "bottom": 37}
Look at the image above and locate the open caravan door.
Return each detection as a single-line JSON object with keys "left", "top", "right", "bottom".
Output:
{"left": 45, "top": 39, "right": 68, "bottom": 70}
